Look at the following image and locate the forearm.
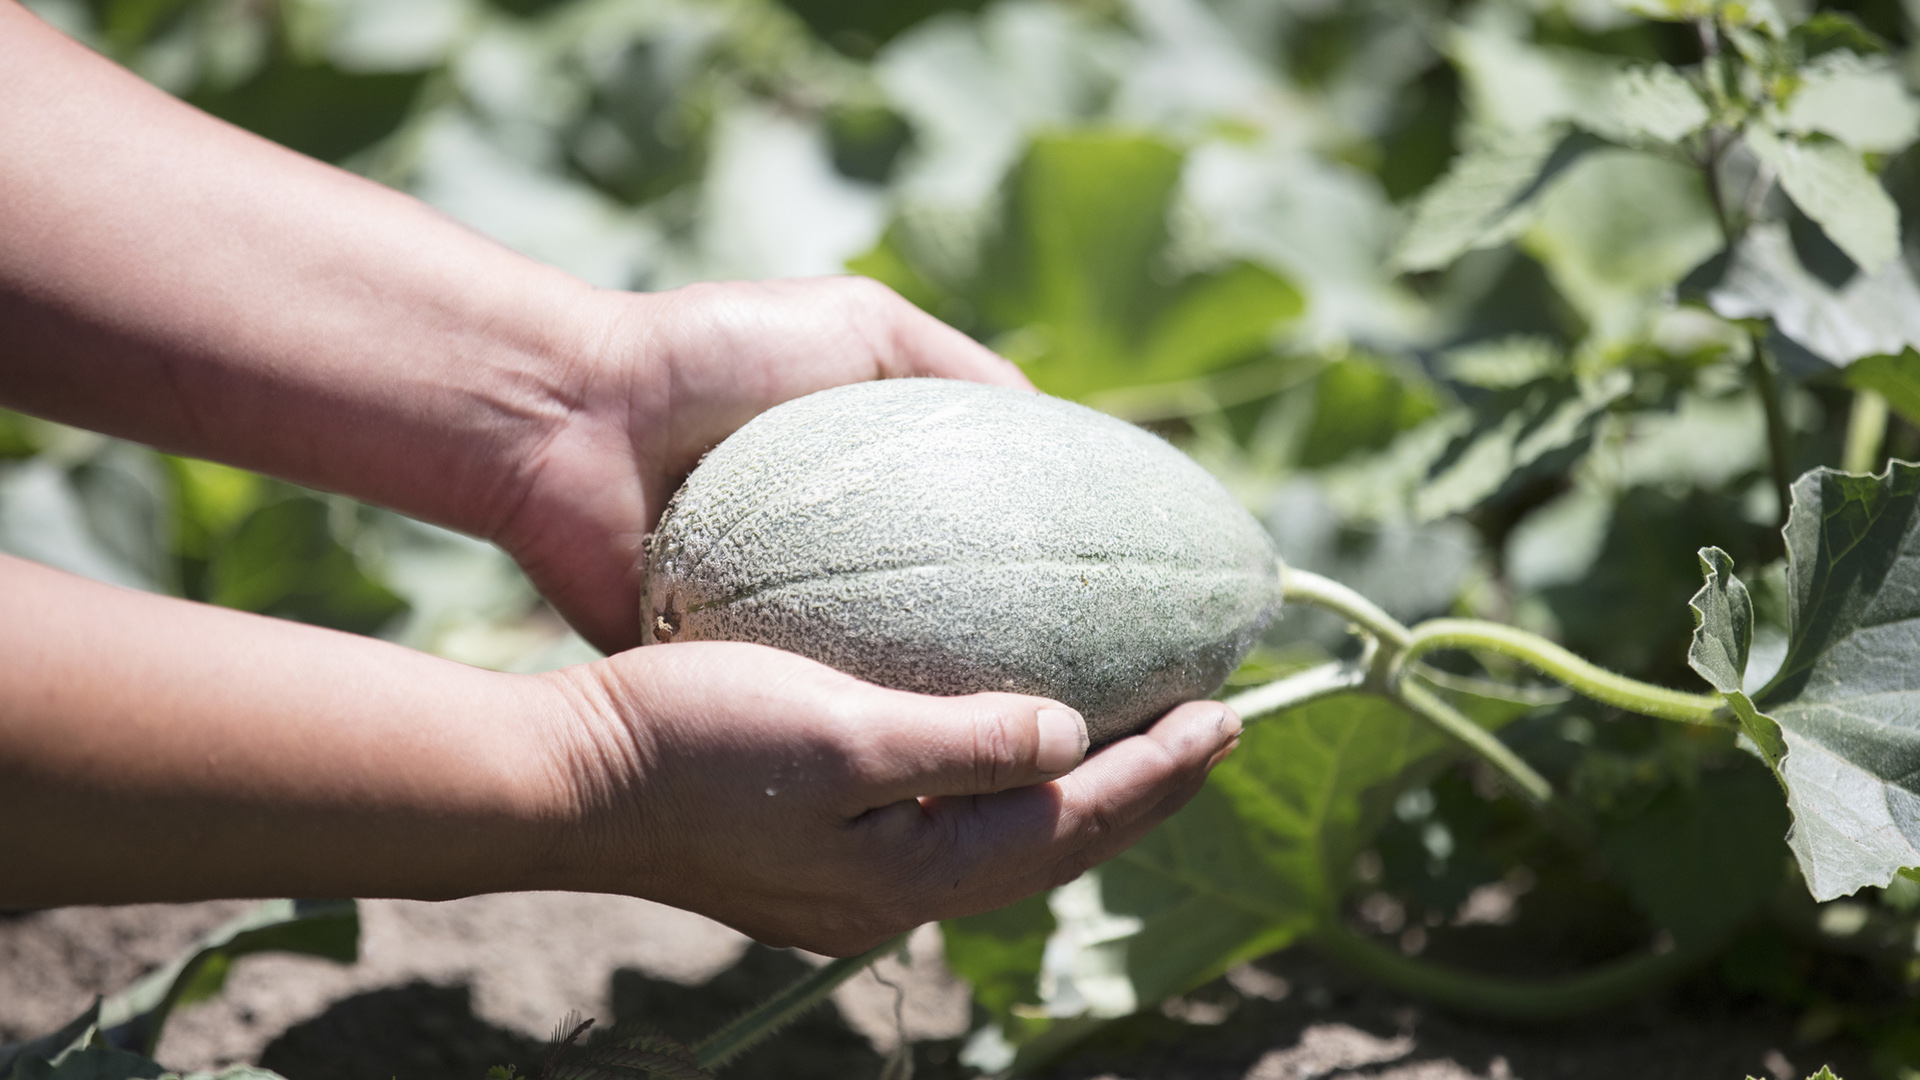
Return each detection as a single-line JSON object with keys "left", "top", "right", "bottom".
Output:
{"left": 0, "top": 553, "right": 582, "bottom": 905}
{"left": 0, "top": 4, "right": 603, "bottom": 537}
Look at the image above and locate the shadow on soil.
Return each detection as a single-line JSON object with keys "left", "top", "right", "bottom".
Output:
{"left": 258, "top": 944, "right": 971, "bottom": 1080}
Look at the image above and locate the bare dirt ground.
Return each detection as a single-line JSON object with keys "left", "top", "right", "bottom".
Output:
{"left": 0, "top": 894, "right": 1872, "bottom": 1080}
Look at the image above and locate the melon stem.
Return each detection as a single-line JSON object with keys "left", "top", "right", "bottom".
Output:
{"left": 1221, "top": 660, "right": 1366, "bottom": 721}
{"left": 1279, "top": 567, "right": 1412, "bottom": 649}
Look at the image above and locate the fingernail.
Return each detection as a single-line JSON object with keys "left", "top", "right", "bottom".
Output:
{"left": 1036, "top": 706, "right": 1089, "bottom": 775}
{"left": 1218, "top": 708, "right": 1243, "bottom": 743}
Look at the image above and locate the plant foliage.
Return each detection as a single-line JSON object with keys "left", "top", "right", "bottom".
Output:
{"left": 16, "top": 0, "right": 1920, "bottom": 1072}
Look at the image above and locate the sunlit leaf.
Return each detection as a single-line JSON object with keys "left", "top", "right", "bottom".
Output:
{"left": 1844, "top": 348, "right": 1920, "bottom": 425}
{"left": 1775, "top": 52, "right": 1920, "bottom": 155}
{"left": 1707, "top": 222, "right": 1920, "bottom": 365}
{"left": 1597, "top": 64, "right": 1710, "bottom": 144}
{"left": 940, "top": 893, "right": 1054, "bottom": 1030}
{"left": 1522, "top": 149, "right": 1721, "bottom": 338}
{"left": 1745, "top": 126, "right": 1902, "bottom": 274}
{"left": 1391, "top": 125, "right": 1580, "bottom": 272}
{"left": 987, "top": 689, "right": 1530, "bottom": 1071}
{"left": 1448, "top": 27, "right": 1607, "bottom": 136}
{"left": 1686, "top": 546, "right": 1754, "bottom": 693}
{"left": 1695, "top": 464, "right": 1920, "bottom": 900}
{"left": 1412, "top": 372, "right": 1630, "bottom": 522}
{"left": 1437, "top": 336, "right": 1563, "bottom": 389}
{"left": 856, "top": 132, "right": 1301, "bottom": 399}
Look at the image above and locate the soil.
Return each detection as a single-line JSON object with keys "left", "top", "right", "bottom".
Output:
{"left": 0, "top": 894, "right": 1874, "bottom": 1080}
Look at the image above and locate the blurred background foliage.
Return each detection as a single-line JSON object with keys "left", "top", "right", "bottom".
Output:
{"left": 14, "top": 0, "right": 1920, "bottom": 1072}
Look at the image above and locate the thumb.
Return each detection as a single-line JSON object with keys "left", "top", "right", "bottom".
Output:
{"left": 847, "top": 690, "right": 1090, "bottom": 806}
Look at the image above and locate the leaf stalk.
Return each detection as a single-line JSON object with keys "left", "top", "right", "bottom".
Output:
{"left": 1310, "top": 921, "right": 1715, "bottom": 1019}
{"left": 1397, "top": 618, "right": 1726, "bottom": 725}
{"left": 1394, "top": 677, "right": 1555, "bottom": 807}
{"left": 1221, "top": 660, "right": 1367, "bottom": 722}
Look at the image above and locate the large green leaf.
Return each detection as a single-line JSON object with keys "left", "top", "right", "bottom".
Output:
{"left": 1598, "top": 761, "right": 1790, "bottom": 948}
{"left": 1599, "top": 64, "right": 1711, "bottom": 144}
{"left": 0, "top": 901, "right": 350, "bottom": 1080}
{"left": 1774, "top": 52, "right": 1920, "bottom": 155}
{"left": 1844, "top": 349, "right": 1920, "bottom": 425}
{"left": 206, "top": 497, "right": 407, "bottom": 634}
{"left": 1412, "top": 372, "right": 1630, "bottom": 523}
{"left": 1391, "top": 125, "right": 1579, "bottom": 272}
{"left": 855, "top": 133, "right": 1301, "bottom": 399}
{"left": 188, "top": 59, "right": 426, "bottom": 164}
{"left": 1688, "top": 464, "right": 1920, "bottom": 899}
{"left": 940, "top": 892, "right": 1054, "bottom": 1032}
{"left": 1707, "top": 222, "right": 1920, "bottom": 366}
{"left": 1522, "top": 149, "right": 1721, "bottom": 340}
{"left": 1745, "top": 125, "right": 1902, "bottom": 274}
{"left": 952, "top": 689, "right": 1529, "bottom": 1072}
{"left": 99, "top": 899, "right": 359, "bottom": 1057}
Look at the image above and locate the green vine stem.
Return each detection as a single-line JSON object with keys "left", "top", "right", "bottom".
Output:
{"left": 1748, "top": 332, "right": 1795, "bottom": 531}
{"left": 693, "top": 933, "right": 908, "bottom": 1069}
{"left": 1846, "top": 388, "right": 1890, "bottom": 475}
{"left": 1310, "top": 921, "right": 1717, "bottom": 1020}
{"left": 1222, "top": 660, "right": 1367, "bottom": 722}
{"left": 1395, "top": 678, "right": 1554, "bottom": 807}
{"left": 1281, "top": 567, "right": 1412, "bottom": 649}
{"left": 1397, "top": 619, "right": 1726, "bottom": 726}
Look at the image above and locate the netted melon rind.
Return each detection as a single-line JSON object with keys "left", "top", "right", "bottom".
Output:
{"left": 641, "top": 378, "right": 1282, "bottom": 744}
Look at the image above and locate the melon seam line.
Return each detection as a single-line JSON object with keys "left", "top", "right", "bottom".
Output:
{"left": 675, "top": 560, "right": 1280, "bottom": 615}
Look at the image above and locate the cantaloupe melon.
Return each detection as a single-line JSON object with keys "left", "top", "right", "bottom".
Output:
{"left": 640, "top": 378, "right": 1282, "bottom": 744}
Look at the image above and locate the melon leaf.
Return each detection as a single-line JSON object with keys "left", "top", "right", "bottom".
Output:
{"left": 1686, "top": 462, "right": 1920, "bottom": 899}
{"left": 849, "top": 132, "right": 1302, "bottom": 400}
{"left": 1844, "top": 348, "right": 1920, "bottom": 425}
{"left": 952, "top": 688, "right": 1531, "bottom": 1071}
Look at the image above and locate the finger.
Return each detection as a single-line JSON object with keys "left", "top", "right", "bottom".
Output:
{"left": 953, "top": 746, "right": 1227, "bottom": 918}
{"left": 840, "top": 689, "right": 1092, "bottom": 810}
{"left": 860, "top": 280, "right": 1036, "bottom": 391}
{"left": 900, "top": 701, "right": 1239, "bottom": 892}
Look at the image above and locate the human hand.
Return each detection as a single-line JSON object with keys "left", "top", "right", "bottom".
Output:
{"left": 494, "top": 277, "right": 1034, "bottom": 654}
{"left": 539, "top": 641, "right": 1240, "bottom": 955}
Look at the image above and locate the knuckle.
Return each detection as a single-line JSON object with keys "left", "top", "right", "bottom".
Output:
{"left": 972, "top": 711, "right": 1023, "bottom": 791}
{"left": 823, "top": 704, "right": 893, "bottom": 789}
{"left": 842, "top": 273, "right": 900, "bottom": 307}
{"left": 1076, "top": 795, "right": 1122, "bottom": 847}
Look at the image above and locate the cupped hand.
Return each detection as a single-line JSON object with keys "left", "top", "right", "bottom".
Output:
{"left": 539, "top": 642, "right": 1240, "bottom": 956}
{"left": 498, "top": 277, "right": 1033, "bottom": 654}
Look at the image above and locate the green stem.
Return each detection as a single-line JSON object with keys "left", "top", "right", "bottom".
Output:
{"left": 1311, "top": 921, "right": 1714, "bottom": 1020}
{"left": 1395, "top": 678, "right": 1554, "bottom": 808}
{"left": 1222, "top": 661, "right": 1366, "bottom": 722}
{"left": 1282, "top": 567, "right": 1412, "bottom": 649}
{"left": 1846, "top": 389, "right": 1890, "bottom": 475}
{"left": 1749, "top": 331, "right": 1794, "bottom": 531}
{"left": 1400, "top": 619, "right": 1725, "bottom": 726}
{"left": 693, "top": 934, "right": 906, "bottom": 1069}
